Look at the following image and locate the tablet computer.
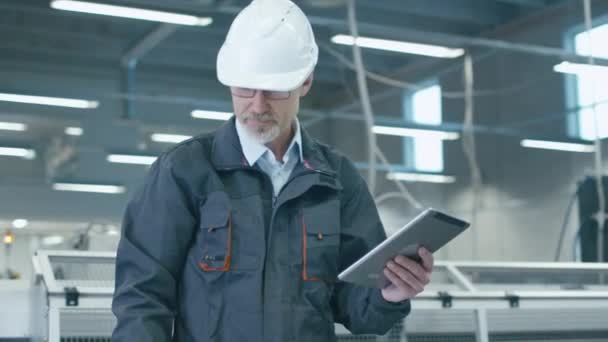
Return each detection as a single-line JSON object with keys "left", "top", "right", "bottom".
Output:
{"left": 337, "top": 208, "right": 470, "bottom": 288}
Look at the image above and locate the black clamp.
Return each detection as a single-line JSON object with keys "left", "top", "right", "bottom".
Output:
{"left": 437, "top": 291, "right": 453, "bottom": 308}
{"left": 505, "top": 293, "right": 519, "bottom": 308}
{"left": 65, "top": 287, "right": 79, "bottom": 307}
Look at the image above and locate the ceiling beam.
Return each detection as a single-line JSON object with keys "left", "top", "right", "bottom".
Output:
{"left": 213, "top": 2, "right": 608, "bottom": 65}
{"left": 355, "top": 0, "right": 513, "bottom": 27}
{"left": 496, "top": 0, "right": 548, "bottom": 8}
{"left": 324, "top": 0, "right": 608, "bottom": 112}
{"left": 121, "top": 23, "right": 179, "bottom": 119}
{"left": 121, "top": 24, "right": 179, "bottom": 67}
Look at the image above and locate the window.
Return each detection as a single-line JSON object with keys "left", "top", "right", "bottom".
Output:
{"left": 403, "top": 83, "right": 444, "bottom": 172}
{"left": 570, "top": 23, "right": 608, "bottom": 140}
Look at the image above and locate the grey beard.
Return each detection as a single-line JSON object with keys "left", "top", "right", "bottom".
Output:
{"left": 252, "top": 124, "right": 281, "bottom": 144}
{"left": 242, "top": 113, "right": 281, "bottom": 144}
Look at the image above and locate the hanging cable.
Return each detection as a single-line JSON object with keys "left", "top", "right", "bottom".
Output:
{"left": 374, "top": 191, "right": 419, "bottom": 207}
{"left": 582, "top": 0, "right": 606, "bottom": 263}
{"left": 319, "top": 42, "right": 553, "bottom": 100}
{"left": 462, "top": 53, "right": 483, "bottom": 260}
{"left": 554, "top": 185, "right": 581, "bottom": 261}
{"left": 346, "top": 0, "right": 376, "bottom": 194}
{"left": 374, "top": 146, "right": 423, "bottom": 210}
{"left": 572, "top": 217, "right": 595, "bottom": 262}
{"left": 344, "top": 0, "right": 423, "bottom": 209}
{"left": 500, "top": 98, "right": 608, "bottom": 130}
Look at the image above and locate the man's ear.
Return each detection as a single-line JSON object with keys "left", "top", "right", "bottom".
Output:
{"left": 299, "top": 73, "right": 314, "bottom": 97}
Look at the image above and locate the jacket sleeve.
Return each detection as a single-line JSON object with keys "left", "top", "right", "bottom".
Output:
{"left": 111, "top": 157, "right": 197, "bottom": 342}
{"left": 330, "top": 161, "right": 411, "bottom": 335}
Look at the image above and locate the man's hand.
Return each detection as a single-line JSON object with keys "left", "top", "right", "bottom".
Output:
{"left": 381, "top": 247, "right": 434, "bottom": 303}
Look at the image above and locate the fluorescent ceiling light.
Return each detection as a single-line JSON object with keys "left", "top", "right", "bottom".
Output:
{"left": 0, "top": 122, "right": 27, "bottom": 131}
{"left": 42, "top": 235, "right": 65, "bottom": 246}
{"left": 373, "top": 125, "right": 460, "bottom": 140}
{"left": 107, "top": 227, "right": 119, "bottom": 236}
{"left": 107, "top": 154, "right": 157, "bottom": 165}
{"left": 520, "top": 139, "right": 595, "bottom": 153}
{"left": 12, "top": 219, "right": 28, "bottom": 229}
{"left": 0, "top": 147, "right": 36, "bottom": 159}
{"left": 553, "top": 61, "right": 608, "bottom": 76}
{"left": 0, "top": 92, "right": 98, "bottom": 109}
{"left": 331, "top": 34, "right": 464, "bottom": 58}
{"left": 387, "top": 172, "right": 456, "bottom": 184}
{"left": 65, "top": 127, "right": 83, "bottom": 136}
{"left": 151, "top": 133, "right": 192, "bottom": 144}
{"left": 52, "top": 182, "right": 126, "bottom": 194}
{"left": 51, "top": 0, "right": 213, "bottom": 26}
{"left": 191, "top": 110, "right": 233, "bottom": 121}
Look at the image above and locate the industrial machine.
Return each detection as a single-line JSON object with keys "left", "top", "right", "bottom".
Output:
{"left": 577, "top": 176, "right": 608, "bottom": 262}
{"left": 18, "top": 251, "right": 608, "bottom": 341}
{"left": 30, "top": 250, "right": 115, "bottom": 342}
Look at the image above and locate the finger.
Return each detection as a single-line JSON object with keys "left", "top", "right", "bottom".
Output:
{"left": 387, "top": 261, "right": 424, "bottom": 292}
{"left": 418, "top": 247, "right": 434, "bottom": 272}
{"left": 394, "top": 255, "right": 430, "bottom": 284}
{"left": 384, "top": 267, "right": 416, "bottom": 294}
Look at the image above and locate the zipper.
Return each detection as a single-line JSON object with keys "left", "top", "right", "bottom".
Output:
{"left": 218, "top": 164, "right": 336, "bottom": 210}
{"left": 272, "top": 167, "right": 336, "bottom": 207}
{"left": 273, "top": 169, "right": 314, "bottom": 207}
{"left": 218, "top": 164, "right": 336, "bottom": 249}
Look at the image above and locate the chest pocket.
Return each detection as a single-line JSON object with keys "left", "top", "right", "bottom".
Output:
{"left": 301, "top": 199, "right": 341, "bottom": 281}
{"left": 197, "top": 192, "right": 259, "bottom": 272}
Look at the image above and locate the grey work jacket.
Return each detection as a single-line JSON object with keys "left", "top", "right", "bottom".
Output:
{"left": 111, "top": 117, "right": 410, "bottom": 342}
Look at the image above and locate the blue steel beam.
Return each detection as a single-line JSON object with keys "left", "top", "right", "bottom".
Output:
{"left": 496, "top": 0, "right": 548, "bottom": 8}
{"left": 121, "top": 23, "right": 179, "bottom": 120}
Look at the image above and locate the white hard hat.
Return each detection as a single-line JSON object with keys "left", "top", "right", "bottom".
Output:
{"left": 216, "top": 0, "right": 318, "bottom": 92}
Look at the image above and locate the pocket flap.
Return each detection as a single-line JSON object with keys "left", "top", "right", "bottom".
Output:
{"left": 302, "top": 200, "right": 340, "bottom": 235}
{"left": 200, "top": 191, "right": 231, "bottom": 228}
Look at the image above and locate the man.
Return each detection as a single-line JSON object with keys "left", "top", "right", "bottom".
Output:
{"left": 111, "top": 0, "right": 433, "bottom": 341}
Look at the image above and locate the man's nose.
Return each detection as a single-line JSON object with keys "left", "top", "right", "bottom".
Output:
{"left": 250, "top": 90, "right": 269, "bottom": 113}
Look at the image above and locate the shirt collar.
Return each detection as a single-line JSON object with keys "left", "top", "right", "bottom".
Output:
{"left": 235, "top": 117, "right": 303, "bottom": 166}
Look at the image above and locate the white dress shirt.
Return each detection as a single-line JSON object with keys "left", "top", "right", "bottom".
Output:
{"left": 235, "top": 118, "right": 303, "bottom": 198}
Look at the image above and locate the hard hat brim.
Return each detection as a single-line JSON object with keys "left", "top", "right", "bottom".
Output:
{"left": 217, "top": 50, "right": 314, "bottom": 92}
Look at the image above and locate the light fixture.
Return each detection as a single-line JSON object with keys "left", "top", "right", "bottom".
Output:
{"left": 106, "top": 226, "right": 119, "bottom": 236}
{"left": 12, "top": 219, "right": 28, "bottom": 229}
{"left": 52, "top": 182, "right": 126, "bottom": 194}
{"left": 0, "top": 147, "right": 36, "bottom": 159}
{"left": 0, "top": 122, "right": 27, "bottom": 131}
{"left": 3, "top": 231, "right": 15, "bottom": 245}
{"left": 372, "top": 125, "right": 460, "bottom": 140}
{"left": 150, "top": 133, "right": 192, "bottom": 144}
{"left": 51, "top": 0, "right": 213, "bottom": 26}
{"left": 331, "top": 34, "right": 464, "bottom": 59}
{"left": 191, "top": 110, "right": 232, "bottom": 121}
{"left": 42, "top": 235, "right": 64, "bottom": 246}
{"left": 107, "top": 153, "right": 157, "bottom": 165}
{"left": 553, "top": 61, "right": 608, "bottom": 76}
{"left": 520, "top": 139, "right": 595, "bottom": 153}
{"left": 65, "top": 127, "right": 83, "bottom": 136}
{"left": 387, "top": 172, "right": 456, "bottom": 184}
{"left": 0, "top": 92, "right": 98, "bottom": 108}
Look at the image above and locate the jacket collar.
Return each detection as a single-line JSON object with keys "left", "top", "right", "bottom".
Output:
{"left": 211, "top": 116, "right": 336, "bottom": 176}
{"left": 235, "top": 117, "right": 303, "bottom": 167}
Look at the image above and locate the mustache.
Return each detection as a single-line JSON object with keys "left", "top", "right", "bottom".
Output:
{"left": 242, "top": 112, "right": 276, "bottom": 122}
